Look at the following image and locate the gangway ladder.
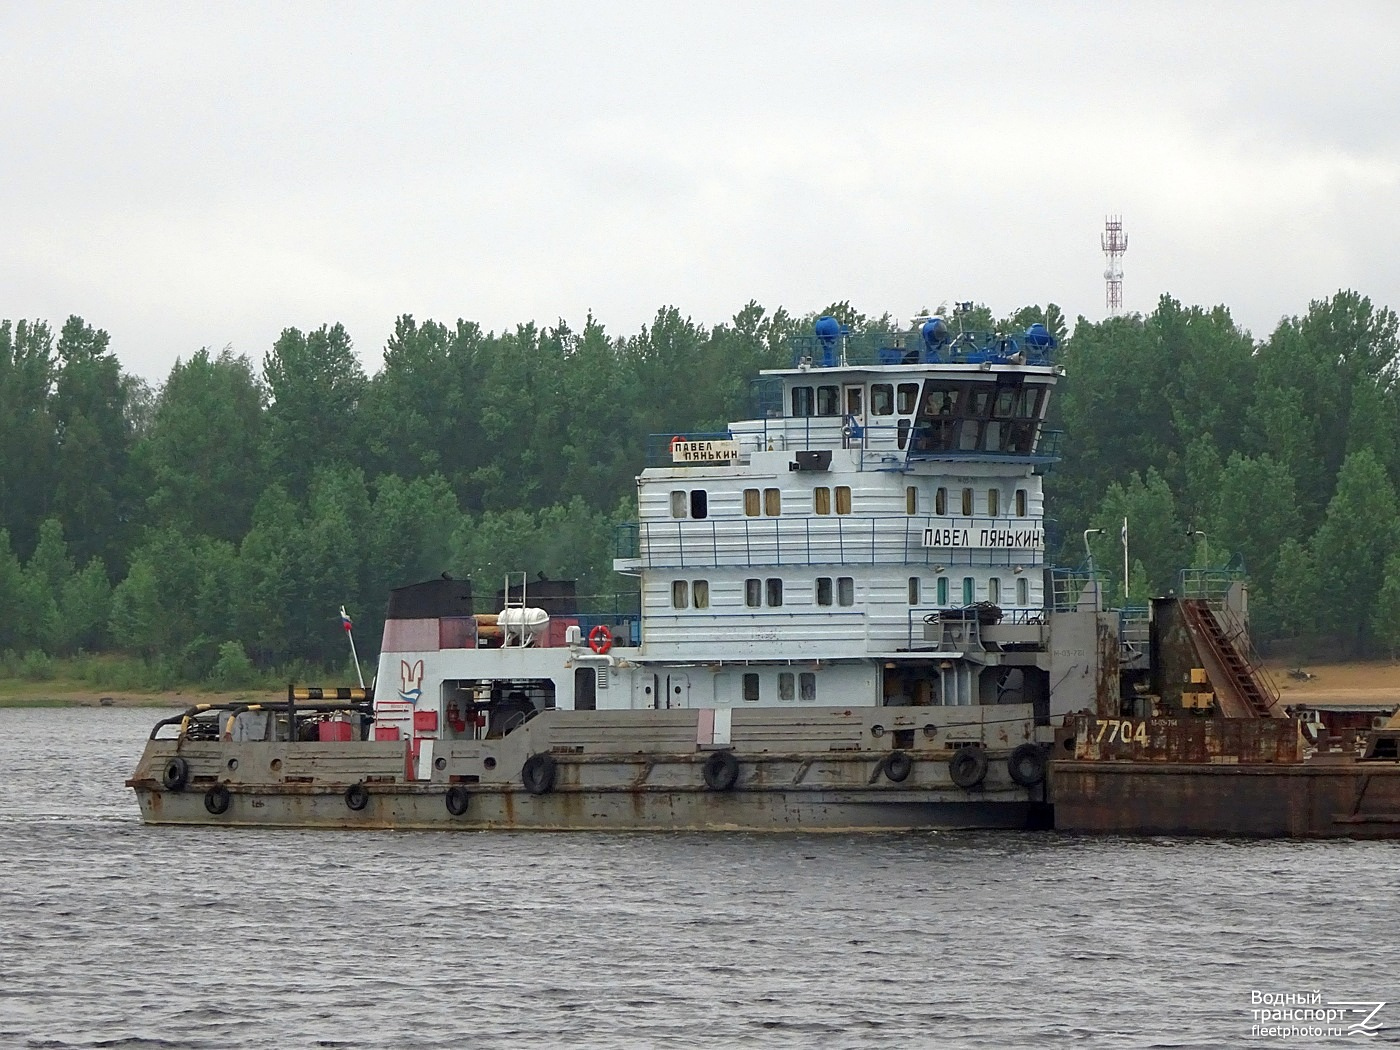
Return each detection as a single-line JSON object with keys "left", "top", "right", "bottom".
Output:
{"left": 502, "top": 571, "right": 528, "bottom": 649}
{"left": 1179, "top": 598, "right": 1282, "bottom": 718}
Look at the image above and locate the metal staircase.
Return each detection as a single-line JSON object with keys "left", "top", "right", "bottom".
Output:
{"left": 1179, "top": 598, "right": 1282, "bottom": 718}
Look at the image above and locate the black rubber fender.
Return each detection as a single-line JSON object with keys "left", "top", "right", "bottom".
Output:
{"left": 203, "top": 784, "right": 231, "bottom": 815}
{"left": 702, "top": 749, "right": 740, "bottom": 791}
{"left": 883, "top": 749, "right": 914, "bottom": 783}
{"left": 344, "top": 782, "right": 369, "bottom": 811}
{"left": 948, "top": 746, "right": 989, "bottom": 789}
{"left": 161, "top": 757, "right": 190, "bottom": 792}
{"left": 445, "top": 785, "right": 471, "bottom": 816}
{"left": 521, "top": 753, "right": 558, "bottom": 795}
{"left": 1007, "top": 743, "right": 1048, "bottom": 787}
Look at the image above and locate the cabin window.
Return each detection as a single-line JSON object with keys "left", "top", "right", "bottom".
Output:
{"left": 968, "top": 388, "right": 992, "bottom": 416}
{"left": 791, "top": 386, "right": 815, "bottom": 417}
{"left": 835, "top": 486, "right": 852, "bottom": 514}
{"left": 1016, "top": 488, "right": 1028, "bottom": 517}
{"left": 937, "top": 577, "right": 949, "bottom": 605}
{"left": 766, "top": 577, "right": 784, "bottom": 607}
{"left": 906, "top": 486, "right": 917, "bottom": 515}
{"left": 935, "top": 487, "right": 947, "bottom": 515}
{"left": 671, "top": 580, "right": 689, "bottom": 609}
{"left": 816, "top": 577, "right": 833, "bottom": 606}
{"left": 745, "top": 579, "right": 762, "bottom": 607}
{"left": 908, "top": 577, "right": 921, "bottom": 605}
{"left": 962, "top": 577, "right": 975, "bottom": 605}
{"left": 871, "top": 384, "right": 894, "bottom": 416}
{"left": 574, "top": 667, "right": 597, "bottom": 711}
{"left": 897, "top": 383, "right": 919, "bottom": 415}
{"left": 814, "top": 486, "right": 831, "bottom": 515}
{"left": 1017, "top": 577, "right": 1029, "bottom": 606}
{"left": 987, "top": 488, "right": 1000, "bottom": 516}
{"left": 838, "top": 577, "right": 855, "bottom": 606}
{"left": 743, "top": 673, "right": 760, "bottom": 702}
{"left": 995, "top": 388, "right": 1018, "bottom": 417}
{"left": 690, "top": 490, "right": 708, "bottom": 519}
{"left": 988, "top": 577, "right": 1001, "bottom": 604}
{"left": 923, "top": 383, "right": 960, "bottom": 416}
{"left": 799, "top": 672, "right": 817, "bottom": 703}
{"left": 670, "top": 491, "right": 687, "bottom": 518}
{"left": 764, "top": 488, "right": 781, "bottom": 516}
{"left": 1015, "top": 387, "right": 1042, "bottom": 418}
{"left": 961, "top": 488, "right": 973, "bottom": 516}
{"left": 845, "top": 386, "right": 863, "bottom": 417}
{"left": 778, "top": 672, "right": 795, "bottom": 703}
{"left": 744, "top": 488, "right": 760, "bottom": 516}
{"left": 692, "top": 580, "right": 710, "bottom": 609}
{"left": 816, "top": 385, "right": 840, "bottom": 415}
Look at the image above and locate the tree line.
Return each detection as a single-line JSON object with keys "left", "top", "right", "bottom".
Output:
{"left": 0, "top": 290, "right": 1396, "bottom": 685}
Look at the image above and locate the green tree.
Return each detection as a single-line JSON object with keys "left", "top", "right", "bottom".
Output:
{"left": 141, "top": 348, "right": 266, "bottom": 542}
{"left": 50, "top": 316, "right": 135, "bottom": 567}
{"left": 263, "top": 323, "right": 366, "bottom": 495}
{"left": 1310, "top": 448, "right": 1400, "bottom": 650}
{"left": 0, "top": 320, "right": 57, "bottom": 556}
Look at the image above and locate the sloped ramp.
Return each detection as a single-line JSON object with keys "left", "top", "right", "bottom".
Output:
{"left": 1178, "top": 598, "right": 1283, "bottom": 719}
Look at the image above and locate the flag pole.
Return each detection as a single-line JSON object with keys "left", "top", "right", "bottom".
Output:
{"left": 1121, "top": 517, "right": 1129, "bottom": 603}
{"left": 341, "top": 605, "right": 365, "bottom": 688}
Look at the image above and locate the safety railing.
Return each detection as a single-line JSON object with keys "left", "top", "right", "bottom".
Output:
{"left": 620, "top": 515, "right": 1047, "bottom": 571}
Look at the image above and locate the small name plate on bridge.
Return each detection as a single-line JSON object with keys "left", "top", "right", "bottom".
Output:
{"left": 671, "top": 439, "right": 740, "bottom": 464}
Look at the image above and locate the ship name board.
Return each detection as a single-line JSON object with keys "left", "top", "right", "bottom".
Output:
{"left": 922, "top": 527, "right": 1044, "bottom": 549}
{"left": 671, "top": 439, "right": 740, "bottom": 463}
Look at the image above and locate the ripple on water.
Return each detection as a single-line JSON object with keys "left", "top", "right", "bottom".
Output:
{"left": 1, "top": 707, "right": 1397, "bottom": 1048}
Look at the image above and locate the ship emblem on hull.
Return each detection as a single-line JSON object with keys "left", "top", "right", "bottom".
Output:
{"left": 399, "top": 659, "right": 424, "bottom": 705}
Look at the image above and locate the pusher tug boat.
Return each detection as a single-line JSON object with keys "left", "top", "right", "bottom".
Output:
{"left": 129, "top": 312, "right": 1085, "bottom": 829}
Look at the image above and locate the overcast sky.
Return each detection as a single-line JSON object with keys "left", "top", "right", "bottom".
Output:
{"left": 4, "top": 2, "right": 1397, "bottom": 384}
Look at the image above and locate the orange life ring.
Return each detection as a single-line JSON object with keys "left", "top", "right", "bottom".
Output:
{"left": 588, "top": 624, "right": 613, "bottom": 654}
{"left": 669, "top": 435, "right": 684, "bottom": 454}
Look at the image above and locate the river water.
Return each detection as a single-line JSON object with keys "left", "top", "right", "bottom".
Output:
{"left": 0, "top": 706, "right": 1396, "bottom": 1049}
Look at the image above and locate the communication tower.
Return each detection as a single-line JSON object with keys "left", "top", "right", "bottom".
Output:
{"left": 1102, "top": 215, "right": 1127, "bottom": 316}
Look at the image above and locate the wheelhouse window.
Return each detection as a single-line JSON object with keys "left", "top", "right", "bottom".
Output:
{"left": 743, "top": 673, "right": 760, "bottom": 702}
{"left": 744, "top": 488, "right": 760, "bottom": 517}
{"left": 791, "top": 386, "right": 815, "bottom": 417}
{"left": 766, "top": 577, "right": 783, "bottom": 606}
{"left": 814, "top": 486, "right": 831, "bottom": 515}
{"left": 816, "top": 385, "right": 839, "bottom": 415}
{"left": 837, "top": 577, "right": 854, "bottom": 606}
{"left": 816, "top": 577, "right": 833, "bottom": 606}
{"left": 835, "top": 486, "right": 852, "bottom": 514}
{"left": 764, "top": 488, "right": 781, "bottom": 516}
{"left": 871, "top": 384, "right": 894, "bottom": 416}
{"left": 671, "top": 580, "right": 689, "bottom": 608}
{"left": 745, "top": 579, "right": 761, "bottom": 607}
